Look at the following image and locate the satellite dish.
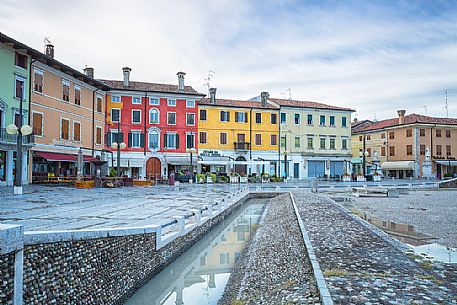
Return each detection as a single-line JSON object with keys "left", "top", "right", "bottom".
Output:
{"left": 21, "top": 125, "right": 33, "bottom": 136}
{"left": 6, "top": 124, "right": 18, "bottom": 135}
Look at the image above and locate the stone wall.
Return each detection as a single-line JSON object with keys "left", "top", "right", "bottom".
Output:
{"left": 439, "top": 178, "right": 457, "bottom": 188}
{"left": 0, "top": 251, "right": 15, "bottom": 305}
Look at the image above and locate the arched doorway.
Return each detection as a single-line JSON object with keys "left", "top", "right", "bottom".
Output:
{"left": 146, "top": 157, "right": 161, "bottom": 180}
{"left": 235, "top": 156, "right": 247, "bottom": 175}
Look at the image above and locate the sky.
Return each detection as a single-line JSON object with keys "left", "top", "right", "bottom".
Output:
{"left": 1, "top": 0, "right": 456, "bottom": 120}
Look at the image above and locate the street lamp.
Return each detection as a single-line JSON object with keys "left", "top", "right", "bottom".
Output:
{"left": 359, "top": 149, "right": 369, "bottom": 177}
{"left": 186, "top": 147, "right": 197, "bottom": 177}
{"left": 111, "top": 141, "right": 126, "bottom": 177}
{"left": 284, "top": 149, "right": 289, "bottom": 179}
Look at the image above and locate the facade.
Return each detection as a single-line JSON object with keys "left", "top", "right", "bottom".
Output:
{"left": 0, "top": 33, "right": 34, "bottom": 186}
{"left": 270, "top": 98, "right": 354, "bottom": 179}
{"left": 351, "top": 110, "right": 457, "bottom": 179}
{"left": 102, "top": 69, "right": 205, "bottom": 179}
{"left": 30, "top": 45, "right": 109, "bottom": 182}
{"left": 198, "top": 90, "right": 279, "bottom": 176}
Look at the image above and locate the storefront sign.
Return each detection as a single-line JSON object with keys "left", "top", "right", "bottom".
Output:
{"left": 200, "top": 150, "right": 221, "bottom": 157}
{"left": 52, "top": 139, "right": 77, "bottom": 148}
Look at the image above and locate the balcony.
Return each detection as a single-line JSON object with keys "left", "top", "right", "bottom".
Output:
{"left": 234, "top": 142, "right": 251, "bottom": 151}
{"left": 0, "top": 128, "right": 35, "bottom": 145}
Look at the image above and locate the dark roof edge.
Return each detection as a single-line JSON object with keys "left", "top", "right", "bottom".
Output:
{"left": 105, "top": 86, "right": 206, "bottom": 97}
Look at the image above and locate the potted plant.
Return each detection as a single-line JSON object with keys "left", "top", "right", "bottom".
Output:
{"left": 356, "top": 173, "right": 366, "bottom": 182}
{"left": 373, "top": 171, "right": 382, "bottom": 182}
{"left": 342, "top": 172, "right": 351, "bottom": 182}
{"left": 239, "top": 172, "right": 248, "bottom": 183}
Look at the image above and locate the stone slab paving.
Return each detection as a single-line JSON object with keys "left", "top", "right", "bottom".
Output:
{"left": 0, "top": 184, "right": 243, "bottom": 231}
{"left": 219, "top": 193, "right": 320, "bottom": 305}
{"left": 293, "top": 191, "right": 457, "bottom": 304}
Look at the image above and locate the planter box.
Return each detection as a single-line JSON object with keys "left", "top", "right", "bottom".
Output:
{"left": 206, "top": 176, "right": 213, "bottom": 183}
{"left": 133, "top": 180, "right": 153, "bottom": 187}
{"left": 239, "top": 177, "right": 248, "bottom": 183}
{"left": 230, "top": 176, "right": 239, "bottom": 184}
{"left": 75, "top": 180, "right": 95, "bottom": 189}
{"left": 356, "top": 176, "right": 366, "bottom": 182}
{"left": 342, "top": 176, "right": 351, "bottom": 182}
{"left": 373, "top": 175, "right": 382, "bottom": 182}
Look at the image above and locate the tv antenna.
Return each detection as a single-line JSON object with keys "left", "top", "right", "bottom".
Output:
{"left": 287, "top": 88, "right": 292, "bottom": 100}
{"left": 203, "top": 70, "right": 215, "bottom": 94}
{"left": 44, "top": 37, "right": 51, "bottom": 44}
{"left": 422, "top": 105, "right": 428, "bottom": 115}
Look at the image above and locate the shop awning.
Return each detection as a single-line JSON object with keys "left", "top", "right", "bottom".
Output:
{"left": 197, "top": 160, "right": 230, "bottom": 165}
{"left": 435, "top": 160, "right": 457, "bottom": 166}
{"left": 35, "top": 151, "right": 99, "bottom": 163}
{"left": 165, "top": 156, "right": 191, "bottom": 165}
{"left": 381, "top": 161, "right": 415, "bottom": 170}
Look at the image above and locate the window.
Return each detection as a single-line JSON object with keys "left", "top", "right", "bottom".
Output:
{"left": 436, "top": 145, "right": 442, "bottom": 155}
{"left": 199, "top": 132, "right": 207, "bottom": 144}
{"left": 420, "top": 145, "right": 426, "bottom": 155}
{"left": 446, "top": 145, "right": 451, "bottom": 156}
{"left": 60, "top": 118, "right": 70, "bottom": 140}
{"left": 15, "top": 52, "right": 27, "bottom": 69}
{"left": 220, "top": 111, "right": 230, "bottom": 122}
{"left": 186, "top": 113, "right": 195, "bottom": 126}
{"left": 74, "top": 86, "right": 81, "bottom": 105}
{"left": 132, "top": 97, "right": 141, "bottom": 104}
{"left": 164, "top": 133, "right": 178, "bottom": 149}
{"left": 406, "top": 129, "right": 412, "bottom": 137}
{"left": 389, "top": 146, "right": 395, "bottom": 156}
{"left": 280, "top": 136, "right": 286, "bottom": 148}
{"left": 186, "top": 100, "right": 195, "bottom": 108}
{"left": 96, "top": 95, "right": 103, "bottom": 112}
{"left": 96, "top": 127, "right": 102, "bottom": 145}
{"left": 148, "top": 129, "right": 160, "bottom": 149}
{"left": 406, "top": 145, "right": 412, "bottom": 155}
{"left": 271, "top": 113, "right": 277, "bottom": 124}
{"left": 32, "top": 112, "right": 43, "bottom": 136}
{"left": 34, "top": 70, "right": 43, "bottom": 93}
{"left": 342, "top": 138, "right": 348, "bottom": 150}
{"left": 436, "top": 129, "right": 441, "bottom": 137}
{"left": 108, "top": 131, "right": 123, "bottom": 146}
{"left": 111, "top": 109, "right": 120, "bottom": 122}
{"left": 149, "top": 109, "right": 159, "bottom": 124}
{"left": 319, "top": 115, "right": 325, "bottom": 126}
{"left": 320, "top": 138, "right": 326, "bottom": 149}
{"left": 132, "top": 110, "right": 141, "bottom": 124}
{"left": 359, "top": 135, "right": 363, "bottom": 141}
{"left": 294, "top": 137, "right": 300, "bottom": 148}
{"left": 389, "top": 132, "right": 395, "bottom": 139}
{"left": 149, "top": 98, "right": 159, "bottom": 105}
{"left": 381, "top": 133, "right": 386, "bottom": 139}
{"left": 342, "top": 117, "right": 347, "bottom": 127}
{"left": 128, "top": 132, "right": 144, "bottom": 148}
{"left": 220, "top": 253, "right": 230, "bottom": 264}
{"left": 200, "top": 109, "right": 207, "bottom": 121}
{"left": 255, "top": 113, "right": 262, "bottom": 124}
{"left": 270, "top": 134, "right": 277, "bottom": 145}
{"left": 255, "top": 134, "right": 262, "bottom": 145}
{"left": 329, "top": 116, "right": 335, "bottom": 126}
{"left": 15, "top": 77, "right": 25, "bottom": 99}
{"left": 366, "top": 147, "right": 371, "bottom": 156}
{"left": 167, "top": 112, "right": 176, "bottom": 125}
{"left": 73, "top": 121, "right": 81, "bottom": 141}
{"left": 381, "top": 146, "right": 386, "bottom": 156}
{"left": 167, "top": 99, "right": 176, "bottom": 106}
{"left": 294, "top": 113, "right": 300, "bottom": 125}
{"left": 307, "top": 114, "right": 313, "bottom": 125}
{"left": 366, "top": 135, "right": 371, "bottom": 140}
{"left": 111, "top": 96, "right": 121, "bottom": 103}
{"left": 62, "top": 80, "right": 70, "bottom": 102}
{"left": 220, "top": 132, "right": 227, "bottom": 145}
{"left": 280, "top": 112, "right": 286, "bottom": 124}
{"left": 446, "top": 130, "right": 451, "bottom": 138}
{"left": 329, "top": 138, "right": 336, "bottom": 149}
{"left": 307, "top": 137, "right": 313, "bottom": 149}
{"left": 186, "top": 133, "right": 195, "bottom": 148}
{"left": 420, "top": 129, "right": 426, "bottom": 136}
{"left": 235, "top": 112, "right": 247, "bottom": 123}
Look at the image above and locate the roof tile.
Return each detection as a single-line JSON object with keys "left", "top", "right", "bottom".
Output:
{"left": 99, "top": 79, "right": 205, "bottom": 96}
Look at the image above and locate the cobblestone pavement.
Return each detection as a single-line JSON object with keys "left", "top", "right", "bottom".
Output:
{"left": 293, "top": 191, "right": 457, "bottom": 304}
{"left": 350, "top": 190, "right": 457, "bottom": 248}
{"left": 0, "top": 184, "right": 244, "bottom": 231}
{"left": 219, "top": 193, "right": 320, "bottom": 305}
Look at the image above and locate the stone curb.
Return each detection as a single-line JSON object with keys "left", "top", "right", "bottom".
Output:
{"left": 289, "top": 192, "right": 334, "bottom": 305}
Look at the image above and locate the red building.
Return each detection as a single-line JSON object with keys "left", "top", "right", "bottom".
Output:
{"left": 102, "top": 68, "right": 205, "bottom": 179}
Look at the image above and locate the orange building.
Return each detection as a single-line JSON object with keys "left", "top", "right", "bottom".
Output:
{"left": 29, "top": 44, "right": 109, "bottom": 182}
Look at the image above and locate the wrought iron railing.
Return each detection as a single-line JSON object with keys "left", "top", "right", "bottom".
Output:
{"left": 234, "top": 142, "right": 251, "bottom": 151}
{"left": 0, "top": 128, "right": 35, "bottom": 144}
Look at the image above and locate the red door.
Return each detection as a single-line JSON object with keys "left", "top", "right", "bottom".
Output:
{"left": 146, "top": 157, "right": 161, "bottom": 179}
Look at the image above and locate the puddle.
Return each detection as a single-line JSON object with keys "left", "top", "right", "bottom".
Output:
{"left": 125, "top": 199, "right": 267, "bottom": 305}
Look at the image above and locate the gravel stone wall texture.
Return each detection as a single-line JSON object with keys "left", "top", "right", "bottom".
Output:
{"left": 0, "top": 251, "right": 15, "bottom": 305}
{"left": 20, "top": 194, "right": 252, "bottom": 305}
{"left": 219, "top": 193, "right": 320, "bottom": 305}
{"left": 439, "top": 179, "right": 457, "bottom": 188}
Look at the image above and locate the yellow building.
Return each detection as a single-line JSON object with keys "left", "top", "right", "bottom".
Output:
{"left": 198, "top": 90, "right": 279, "bottom": 176}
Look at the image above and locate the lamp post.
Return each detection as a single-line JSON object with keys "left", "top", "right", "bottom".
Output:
{"left": 6, "top": 82, "right": 32, "bottom": 195}
{"left": 186, "top": 147, "right": 197, "bottom": 177}
{"left": 359, "top": 149, "right": 369, "bottom": 177}
{"left": 284, "top": 150, "right": 289, "bottom": 179}
{"left": 111, "top": 121, "right": 126, "bottom": 177}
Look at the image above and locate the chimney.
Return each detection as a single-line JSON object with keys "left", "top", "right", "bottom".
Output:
{"left": 122, "top": 67, "right": 132, "bottom": 87}
{"left": 177, "top": 71, "right": 186, "bottom": 91}
{"left": 260, "top": 91, "right": 270, "bottom": 107}
{"left": 397, "top": 110, "right": 406, "bottom": 124}
{"left": 209, "top": 88, "right": 217, "bottom": 104}
{"left": 45, "top": 44, "right": 54, "bottom": 58}
{"left": 83, "top": 67, "right": 94, "bottom": 78}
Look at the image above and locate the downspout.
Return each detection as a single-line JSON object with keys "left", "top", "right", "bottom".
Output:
{"left": 92, "top": 88, "right": 100, "bottom": 156}
{"left": 28, "top": 58, "right": 37, "bottom": 185}
{"left": 431, "top": 124, "right": 436, "bottom": 174}
{"left": 277, "top": 107, "right": 281, "bottom": 176}
{"left": 144, "top": 92, "right": 148, "bottom": 156}
{"left": 249, "top": 108, "right": 252, "bottom": 161}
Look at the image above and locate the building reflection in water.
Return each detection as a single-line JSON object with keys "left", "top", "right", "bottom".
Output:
{"left": 125, "top": 201, "right": 266, "bottom": 305}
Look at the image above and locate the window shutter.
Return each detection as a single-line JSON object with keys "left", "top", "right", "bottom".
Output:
{"left": 227, "top": 112, "right": 230, "bottom": 122}
{"left": 118, "top": 132, "right": 124, "bottom": 143}
{"left": 163, "top": 133, "right": 168, "bottom": 148}
{"left": 220, "top": 111, "right": 223, "bottom": 121}
{"left": 128, "top": 133, "right": 132, "bottom": 147}
{"left": 106, "top": 132, "right": 111, "bottom": 146}
{"left": 245, "top": 112, "right": 248, "bottom": 123}
{"left": 176, "top": 134, "right": 180, "bottom": 149}
{"left": 140, "top": 133, "right": 145, "bottom": 148}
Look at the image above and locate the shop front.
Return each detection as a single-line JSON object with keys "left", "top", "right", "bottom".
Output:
{"left": 435, "top": 159, "right": 457, "bottom": 178}
{"left": 381, "top": 161, "right": 415, "bottom": 179}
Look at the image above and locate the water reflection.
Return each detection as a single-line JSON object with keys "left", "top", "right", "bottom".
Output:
{"left": 125, "top": 201, "right": 266, "bottom": 305}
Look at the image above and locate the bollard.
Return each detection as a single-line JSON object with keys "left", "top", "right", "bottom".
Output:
{"left": 310, "top": 178, "right": 318, "bottom": 193}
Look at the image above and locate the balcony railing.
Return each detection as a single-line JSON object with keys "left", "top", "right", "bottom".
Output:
{"left": 234, "top": 142, "right": 251, "bottom": 151}
{"left": 0, "top": 128, "right": 35, "bottom": 145}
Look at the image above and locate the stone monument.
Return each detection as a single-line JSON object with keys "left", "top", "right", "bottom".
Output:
{"left": 422, "top": 147, "right": 433, "bottom": 179}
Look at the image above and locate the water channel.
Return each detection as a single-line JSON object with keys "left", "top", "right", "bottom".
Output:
{"left": 125, "top": 198, "right": 267, "bottom": 305}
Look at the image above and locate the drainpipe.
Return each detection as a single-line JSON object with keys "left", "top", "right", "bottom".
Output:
{"left": 277, "top": 107, "right": 281, "bottom": 177}
{"left": 249, "top": 108, "right": 252, "bottom": 161}
{"left": 92, "top": 88, "right": 100, "bottom": 156}
{"left": 27, "top": 58, "right": 37, "bottom": 186}
{"left": 431, "top": 124, "right": 436, "bottom": 175}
